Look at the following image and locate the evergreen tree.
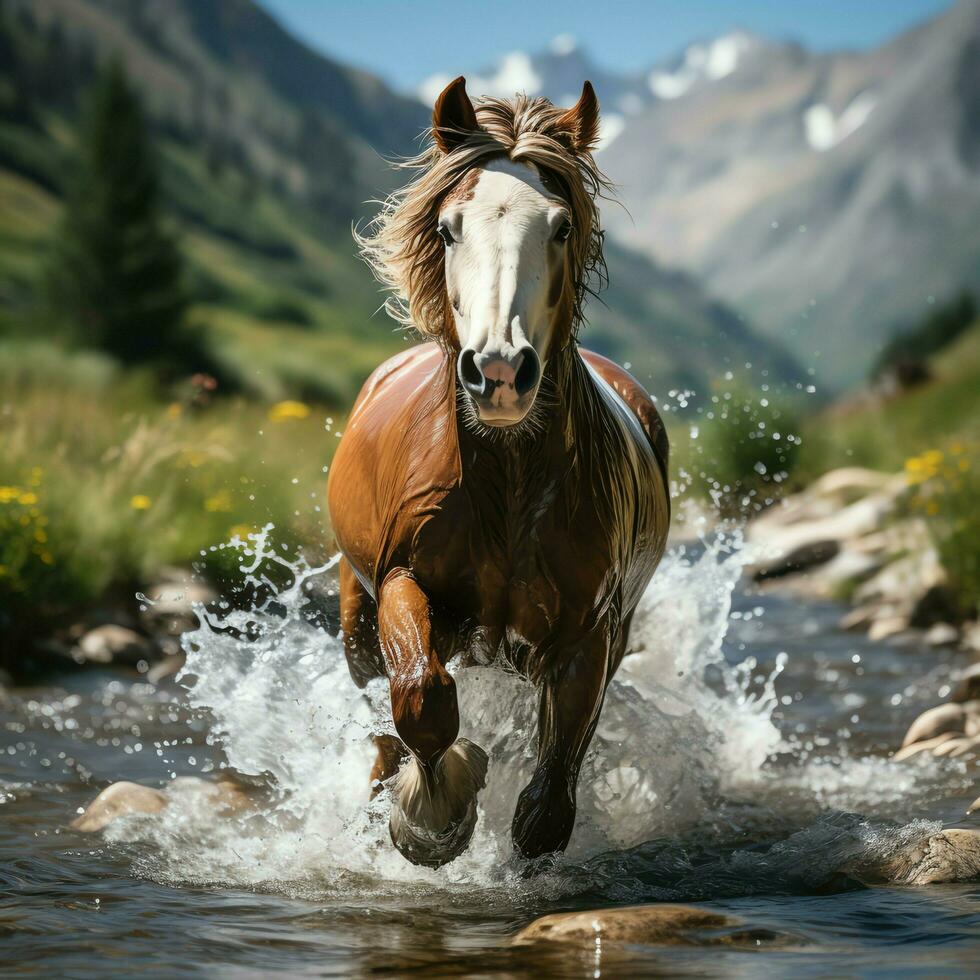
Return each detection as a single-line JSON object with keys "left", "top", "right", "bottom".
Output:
{"left": 46, "top": 59, "right": 187, "bottom": 364}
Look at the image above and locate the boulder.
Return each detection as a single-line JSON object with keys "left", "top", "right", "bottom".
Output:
{"left": 951, "top": 662, "right": 980, "bottom": 702}
{"left": 895, "top": 699, "right": 980, "bottom": 758}
{"left": 871, "top": 829, "right": 980, "bottom": 885}
{"left": 909, "top": 585, "right": 962, "bottom": 629}
{"left": 70, "top": 775, "right": 255, "bottom": 832}
{"left": 75, "top": 625, "right": 155, "bottom": 666}
{"left": 70, "top": 781, "right": 167, "bottom": 831}
{"left": 140, "top": 567, "right": 216, "bottom": 635}
{"left": 512, "top": 904, "right": 780, "bottom": 948}
{"left": 901, "top": 702, "right": 971, "bottom": 746}
{"left": 146, "top": 653, "right": 186, "bottom": 685}
{"left": 752, "top": 540, "right": 839, "bottom": 581}
{"left": 924, "top": 623, "right": 960, "bottom": 647}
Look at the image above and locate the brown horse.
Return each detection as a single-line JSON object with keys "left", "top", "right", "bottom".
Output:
{"left": 328, "top": 77, "right": 670, "bottom": 867}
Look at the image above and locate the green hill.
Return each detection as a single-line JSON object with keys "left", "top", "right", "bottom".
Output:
{"left": 802, "top": 320, "right": 980, "bottom": 475}
{"left": 0, "top": 0, "right": 801, "bottom": 404}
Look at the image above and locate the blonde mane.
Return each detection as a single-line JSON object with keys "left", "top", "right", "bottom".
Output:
{"left": 356, "top": 93, "right": 611, "bottom": 348}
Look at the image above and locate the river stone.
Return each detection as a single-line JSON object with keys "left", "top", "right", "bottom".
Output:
{"left": 901, "top": 702, "right": 969, "bottom": 747}
{"left": 71, "top": 781, "right": 167, "bottom": 831}
{"left": 951, "top": 662, "right": 980, "bottom": 702}
{"left": 147, "top": 652, "right": 186, "bottom": 685}
{"left": 513, "top": 905, "right": 748, "bottom": 947}
{"left": 752, "top": 539, "right": 840, "bottom": 581}
{"left": 924, "top": 623, "right": 960, "bottom": 647}
{"left": 876, "top": 829, "right": 980, "bottom": 885}
{"left": 76, "top": 625, "right": 155, "bottom": 665}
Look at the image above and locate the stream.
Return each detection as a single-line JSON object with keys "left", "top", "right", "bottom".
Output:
{"left": 2, "top": 532, "right": 978, "bottom": 977}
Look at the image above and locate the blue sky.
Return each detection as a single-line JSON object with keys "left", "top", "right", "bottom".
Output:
{"left": 260, "top": 0, "right": 952, "bottom": 94}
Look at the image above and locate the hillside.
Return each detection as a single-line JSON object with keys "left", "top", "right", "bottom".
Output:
{"left": 804, "top": 320, "right": 980, "bottom": 474}
{"left": 0, "top": 0, "right": 800, "bottom": 404}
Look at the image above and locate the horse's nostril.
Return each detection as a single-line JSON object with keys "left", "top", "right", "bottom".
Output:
{"left": 457, "top": 349, "right": 486, "bottom": 397}
{"left": 514, "top": 347, "right": 540, "bottom": 397}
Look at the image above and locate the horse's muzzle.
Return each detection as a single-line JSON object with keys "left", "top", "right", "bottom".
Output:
{"left": 457, "top": 346, "right": 540, "bottom": 424}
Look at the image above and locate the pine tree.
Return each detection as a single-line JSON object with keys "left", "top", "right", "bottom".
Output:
{"left": 46, "top": 59, "right": 187, "bottom": 364}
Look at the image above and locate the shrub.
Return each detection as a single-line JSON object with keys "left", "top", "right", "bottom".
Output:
{"left": 690, "top": 380, "right": 803, "bottom": 517}
{"left": 905, "top": 443, "right": 980, "bottom": 616}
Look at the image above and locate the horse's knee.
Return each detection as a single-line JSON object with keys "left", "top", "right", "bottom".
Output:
{"left": 339, "top": 561, "right": 384, "bottom": 688}
{"left": 390, "top": 663, "right": 459, "bottom": 764}
{"left": 512, "top": 766, "right": 577, "bottom": 858}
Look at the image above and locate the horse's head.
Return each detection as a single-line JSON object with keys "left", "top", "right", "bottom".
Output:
{"left": 358, "top": 78, "right": 607, "bottom": 432}
{"left": 434, "top": 78, "right": 601, "bottom": 427}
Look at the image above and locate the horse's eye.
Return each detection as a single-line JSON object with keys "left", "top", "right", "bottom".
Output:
{"left": 554, "top": 219, "right": 572, "bottom": 243}
{"left": 437, "top": 223, "right": 456, "bottom": 246}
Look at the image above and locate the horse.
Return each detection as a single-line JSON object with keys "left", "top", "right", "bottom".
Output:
{"left": 327, "top": 77, "right": 670, "bottom": 867}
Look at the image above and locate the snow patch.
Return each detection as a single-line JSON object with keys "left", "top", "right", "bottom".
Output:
{"left": 597, "top": 112, "right": 626, "bottom": 151}
{"left": 649, "top": 31, "right": 758, "bottom": 100}
{"left": 550, "top": 33, "right": 578, "bottom": 56}
{"left": 418, "top": 52, "right": 542, "bottom": 104}
{"left": 804, "top": 91, "right": 877, "bottom": 151}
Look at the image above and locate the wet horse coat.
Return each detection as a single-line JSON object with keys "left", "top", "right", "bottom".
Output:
{"left": 327, "top": 79, "right": 670, "bottom": 864}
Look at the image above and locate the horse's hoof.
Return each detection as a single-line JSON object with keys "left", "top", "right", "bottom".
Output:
{"left": 390, "top": 794, "right": 480, "bottom": 868}
{"left": 388, "top": 737, "right": 488, "bottom": 868}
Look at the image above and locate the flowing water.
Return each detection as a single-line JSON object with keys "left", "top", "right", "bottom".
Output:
{"left": 2, "top": 530, "right": 978, "bottom": 977}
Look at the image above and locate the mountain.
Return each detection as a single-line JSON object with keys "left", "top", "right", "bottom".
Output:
{"left": 603, "top": 0, "right": 980, "bottom": 386}
{"left": 435, "top": 2, "right": 980, "bottom": 388}
{"left": 0, "top": 0, "right": 801, "bottom": 404}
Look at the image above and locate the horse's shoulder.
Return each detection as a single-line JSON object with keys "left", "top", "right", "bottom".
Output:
{"left": 578, "top": 348, "right": 669, "bottom": 467}
{"left": 353, "top": 342, "right": 445, "bottom": 411}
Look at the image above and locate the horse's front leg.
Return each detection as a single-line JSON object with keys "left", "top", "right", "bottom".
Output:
{"left": 378, "top": 571, "right": 487, "bottom": 867}
{"left": 512, "top": 636, "right": 609, "bottom": 859}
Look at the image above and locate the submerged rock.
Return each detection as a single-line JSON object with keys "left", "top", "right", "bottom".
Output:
{"left": 70, "top": 781, "right": 167, "bottom": 831}
{"left": 75, "top": 625, "right": 156, "bottom": 666}
{"left": 895, "top": 697, "right": 980, "bottom": 759}
{"left": 871, "top": 829, "right": 980, "bottom": 885}
{"left": 512, "top": 904, "right": 753, "bottom": 947}
{"left": 71, "top": 775, "right": 254, "bottom": 832}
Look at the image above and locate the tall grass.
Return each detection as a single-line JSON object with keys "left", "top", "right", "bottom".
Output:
{"left": 0, "top": 341, "right": 340, "bottom": 659}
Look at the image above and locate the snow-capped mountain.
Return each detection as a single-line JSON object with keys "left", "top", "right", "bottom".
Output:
{"left": 417, "top": 29, "right": 781, "bottom": 150}
{"left": 417, "top": 1, "right": 980, "bottom": 386}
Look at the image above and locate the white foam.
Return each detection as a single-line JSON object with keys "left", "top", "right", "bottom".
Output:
{"left": 104, "top": 525, "right": 959, "bottom": 903}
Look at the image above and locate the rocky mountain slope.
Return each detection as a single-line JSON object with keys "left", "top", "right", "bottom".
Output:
{"left": 434, "top": 1, "right": 980, "bottom": 387}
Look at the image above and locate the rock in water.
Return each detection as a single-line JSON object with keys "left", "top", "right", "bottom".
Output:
{"left": 76, "top": 625, "right": 155, "bottom": 666}
{"left": 70, "top": 781, "right": 167, "bottom": 831}
{"left": 512, "top": 904, "right": 770, "bottom": 947}
{"left": 71, "top": 775, "right": 255, "bottom": 832}
{"left": 871, "top": 829, "right": 980, "bottom": 885}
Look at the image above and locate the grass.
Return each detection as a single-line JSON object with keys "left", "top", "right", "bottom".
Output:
{"left": 0, "top": 340, "right": 343, "bottom": 664}
{"left": 798, "top": 322, "right": 980, "bottom": 477}
{"left": 795, "top": 321, "right": 980, "bottom": 615}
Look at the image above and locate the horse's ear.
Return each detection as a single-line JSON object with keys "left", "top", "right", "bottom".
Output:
{"left": 556, "top": 81, "right": 600, "bottom": 154}
{"left": 432, "top": 76, "right": 479, "bottom": 153}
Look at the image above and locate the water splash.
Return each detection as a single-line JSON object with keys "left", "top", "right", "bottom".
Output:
{"left": 102, "top": 526, "right": 960, "bottom": 902}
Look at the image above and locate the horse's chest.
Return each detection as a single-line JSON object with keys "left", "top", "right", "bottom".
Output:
{"left": 417, "top": 480, "right": 611, "bottom": 654}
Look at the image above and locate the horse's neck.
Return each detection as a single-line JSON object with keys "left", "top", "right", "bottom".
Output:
{"left": 456, "top": 345, "right": 601, "bottom": 497}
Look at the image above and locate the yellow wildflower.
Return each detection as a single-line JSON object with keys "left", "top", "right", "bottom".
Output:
{"left": 177, "top": 450, "right": 209, "bottom": 469}
{"left": 17, "top": 491, "right": 37, "bottom": 506}
{"left": 0, "top": 486, "right": 22, "bottom": 503}
{"left": 268, "top": 400, "right": 311, "bottom": 422}
{"left": 204, "top": 490, "right": 232, "bottom": 513}
{"left": 130, "top": 494, "right": 152, "bottom": 510}
{"left": 166, "top": 402, "right": 182, "bottom": 419}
